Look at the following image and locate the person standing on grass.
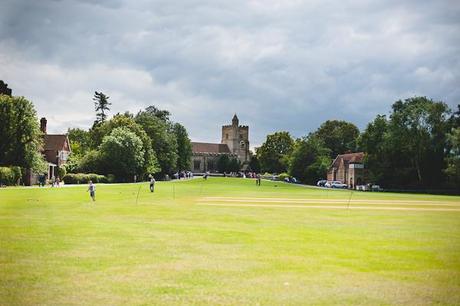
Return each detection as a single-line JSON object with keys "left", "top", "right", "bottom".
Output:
{"left": 256, "top": 174, "right": 261, "bottom": 186}
{"left": 87, "top": 180, "right": 96, "bottom": 201}
{"left": 149, "top": 174, "right": 156, "bottom": 193}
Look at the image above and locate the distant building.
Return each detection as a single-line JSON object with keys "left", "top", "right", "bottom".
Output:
{"left": 191, "top": 114, "right": 250, "bottom": 173}
{"left": 327, "top": 152, "right": 366, "bottom": 188}
{"left": 40, "top": 117, "right": 71, "bottom": 179}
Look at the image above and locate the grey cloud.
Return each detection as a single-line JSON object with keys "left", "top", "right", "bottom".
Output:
{"left": 1, "top": 0, "right": 459, "bottom": 147}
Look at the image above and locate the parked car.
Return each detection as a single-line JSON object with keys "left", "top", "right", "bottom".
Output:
{"left": 356, "top": 185, "right": 369, "bottom": 191}
{"left": 331, "top": 181, "right": 348, "bottom": 189}
{"left": 317, "top": 180, "right": 327, "bottom": 187}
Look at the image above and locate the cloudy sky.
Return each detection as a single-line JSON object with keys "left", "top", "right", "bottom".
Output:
{"left": 1, "top": 0, "right": 459, "bottom": 147}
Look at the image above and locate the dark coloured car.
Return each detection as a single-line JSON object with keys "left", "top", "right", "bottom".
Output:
{"left": 317, "top": 180, "right": 327, "bottom": 187}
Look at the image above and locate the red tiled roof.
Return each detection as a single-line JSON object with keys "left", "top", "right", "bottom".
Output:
{"left": 43, "top": 134, "right": 70, "bottom": 151}
{"left": 331, "top": 152, "right": 364, "bottom": 168}
{"left": 192, "top": 142, "right": 231, "bottom": 154}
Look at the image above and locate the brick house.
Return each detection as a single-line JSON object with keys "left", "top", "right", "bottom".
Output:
{"left": 40, "top": 117, "right": 71, "bottom": 179}
{"left": 327, "top": 152, "right": 366, "bottom": 188}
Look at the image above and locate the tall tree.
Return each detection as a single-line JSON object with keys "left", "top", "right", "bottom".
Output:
{"left": 358, "top": 115, "right": 392, "bottom": 184}
{"left": 0, "top": 95, "right": 46, "bottom": 171}
{"left": 445, "top": 127, "right": 460, "bottom": 189}
{"left": 135, "top": 110, "right": 178, "bottom": 175}
{"left": 145, "top": 105, "right": 171, "bottom": 122}
{"left": 288, "top": 136, "right": 330, "bottom": 184}
{"left": 173, "top": 123, "right": 192, "bottom": 171}
{"left": 360, "top": 97, "right": 451, "bottom": 188}
{"left": 89, "top": 114, "right": 159, "bottom": 176}
{"left": 67, "top": 128, "right": 91, "bottom": 156}
{"left": 389, "top": 97, "right": 450, "bottom": 187}
{"left": 257, "top": 131, "right": 294, "bottom": 173}
{"left": 217, "top": 155, "right": 230, "bottom": 173}
{"left": 99, "top": 127, "right": 145, "bottom": 181}
{"left": 93, "top": 91, "right": 111, "bottom": 124}
{"left": 312, "top": 120, "right": 360, "bottom": 158}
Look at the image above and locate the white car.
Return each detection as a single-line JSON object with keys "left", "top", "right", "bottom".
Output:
{"left": 331, "top": 181, "right": 348, "bottom": 189}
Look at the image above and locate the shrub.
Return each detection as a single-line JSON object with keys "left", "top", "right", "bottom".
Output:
{"left": 0, "top": 166, "right": 22, "bottom": 185}
{"left": 58, "top": 166, "right": 67, "bottom": 179}
{"left": 62, "top": 173, "right": 108, "bottom": 184}
{"left": 107, "top": 174, "right": 116, "bottom": 183}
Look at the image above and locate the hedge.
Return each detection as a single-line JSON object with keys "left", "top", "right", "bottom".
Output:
{"left": 0, "top": 166, "right": 22, "bottom": 186}
{"left": 62, "top": 173, "right": 108, "bottom": 184}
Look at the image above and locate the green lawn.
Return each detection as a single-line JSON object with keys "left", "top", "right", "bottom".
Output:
{"left": 1, "top": 178, "right": 460, "bottom": 305}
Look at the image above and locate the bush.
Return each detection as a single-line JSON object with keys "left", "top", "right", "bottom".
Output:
{"left": 62, "top": 173, "right": 108, "bottom": 184}
{"left": 107, "top": 174, "right": 116, "bottom": 183}
{"left": 0, "top": 166, "right": 22, "bottom": 185}
{"left": 58, "top": 166, "right": 67, "bottom": 179}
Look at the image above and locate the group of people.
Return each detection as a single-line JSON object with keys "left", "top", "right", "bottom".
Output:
{"left": 37, "top": 174, "right": 61, "bottom": 187}
{"left": 173, "top": 171, "right": 193, "bottom": 180}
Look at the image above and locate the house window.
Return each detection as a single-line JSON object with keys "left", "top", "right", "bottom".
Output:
{"left": 194, "top": 160, "right": 201, "bottom": 170}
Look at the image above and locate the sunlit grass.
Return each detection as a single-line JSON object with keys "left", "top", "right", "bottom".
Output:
{"left": 1, "top": 178, "right": 459, "bottom": 305}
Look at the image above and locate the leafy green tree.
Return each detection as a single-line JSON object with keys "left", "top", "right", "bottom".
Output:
{"left": 145, "top": 105, "right": 171, "bottom": 122}
{"left": 388, "top": 97, "right": 450, "bottom": 187}
{"left": 135, "top": 111, "right": 178, "bottom": 175}
{"left": 77, "top": 150, "right": 104, "bottom": 174}
{"left": 67, "top": 128, "right": 91, "bottom": 156}
{"left": 257, "top": 131, "right": 294, "bottom": 173}
{"left": 90, "top": 114, "right": 158, "bottom": 175}
{"left": 358, "top": 115, "right": 391, "bottom": 184}
{"left": 99, "top": 127, "right": 145, "bottom": 181}
{"left": 93, "top": 91, "right": 111, "bottom": 124}
{"left": 228, "top": 158, "right": 241, "bottom": 172}
{"left": 0, "top": 95, "right": 46, "bottom": 171}
{"left": 173, "top": 123, "right": 192, "bottom": 171}
{"left": 217, "top": 155, "right": 230, "bottom": 173}
{"left": 445, "top": 127, "right": 460, "bottom": 189}
{"left": 248, "top": 151, "right": 261, "bottom": 173}
{"left": 288, "top": 137, "right": 330, "bottom": 184}
{"left": 360, "top": 97, "right": 451, "bottom": 188}
{"left": 312, "top": 120, "right": 360, "bottom": 158}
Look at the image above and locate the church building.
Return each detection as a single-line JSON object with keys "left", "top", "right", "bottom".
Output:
{"left": 191, "top": 114, "right": 250, "bottom": 173}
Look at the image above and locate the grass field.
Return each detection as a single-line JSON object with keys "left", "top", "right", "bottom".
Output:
{"left": 1, "top": 178, "right": 460, "bottom": 305}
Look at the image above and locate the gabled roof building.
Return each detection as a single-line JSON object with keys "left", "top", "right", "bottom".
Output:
{"left": 327, "top": 152, "right": 366, "bottom": 188}
{"left": 40, "top": 117, "right": 71, "bottom": 179}
{"left": 190, "top": 114, "right": 249, "bottom": 173}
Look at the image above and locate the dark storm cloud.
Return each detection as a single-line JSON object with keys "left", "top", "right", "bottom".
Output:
{"left": 1, "top": 0, "right": 459, "bottom": 146}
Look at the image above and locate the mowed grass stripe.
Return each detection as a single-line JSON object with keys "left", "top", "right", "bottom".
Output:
{"left": 200, "top": 197, "right": 460, "bottom": 206}
{"left": 197, "top": 202, "right": 460, "bottom": 212}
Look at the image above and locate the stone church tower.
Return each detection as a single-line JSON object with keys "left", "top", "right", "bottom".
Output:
{"left": 221, "top": 114, "right": 250, "bottom": 164}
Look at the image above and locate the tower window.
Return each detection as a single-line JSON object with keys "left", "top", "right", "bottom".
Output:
{"left": 226, "top": 134, "right": 228, "bottom": 139}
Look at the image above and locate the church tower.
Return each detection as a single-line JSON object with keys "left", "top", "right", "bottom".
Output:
{"left": 221, "top": 114, "right": 250, "bottom": 164}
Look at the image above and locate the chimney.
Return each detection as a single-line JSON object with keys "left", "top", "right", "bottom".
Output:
{"left": 40, "top": 117, "right": 47, "bottom": 134}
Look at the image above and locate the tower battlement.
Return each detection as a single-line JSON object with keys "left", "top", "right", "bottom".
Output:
{"left": 221, "top": 114, "right": 250, "bottom": 164}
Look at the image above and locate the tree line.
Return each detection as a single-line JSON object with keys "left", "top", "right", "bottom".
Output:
{"left": 67, "top": 93, "right": 193, "bottom": 181}
{"left": 0, "top": 92, "right": 193, "bottom": 183}
{"left": 253, "top": 97, "right": 459, "bottom": 191}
